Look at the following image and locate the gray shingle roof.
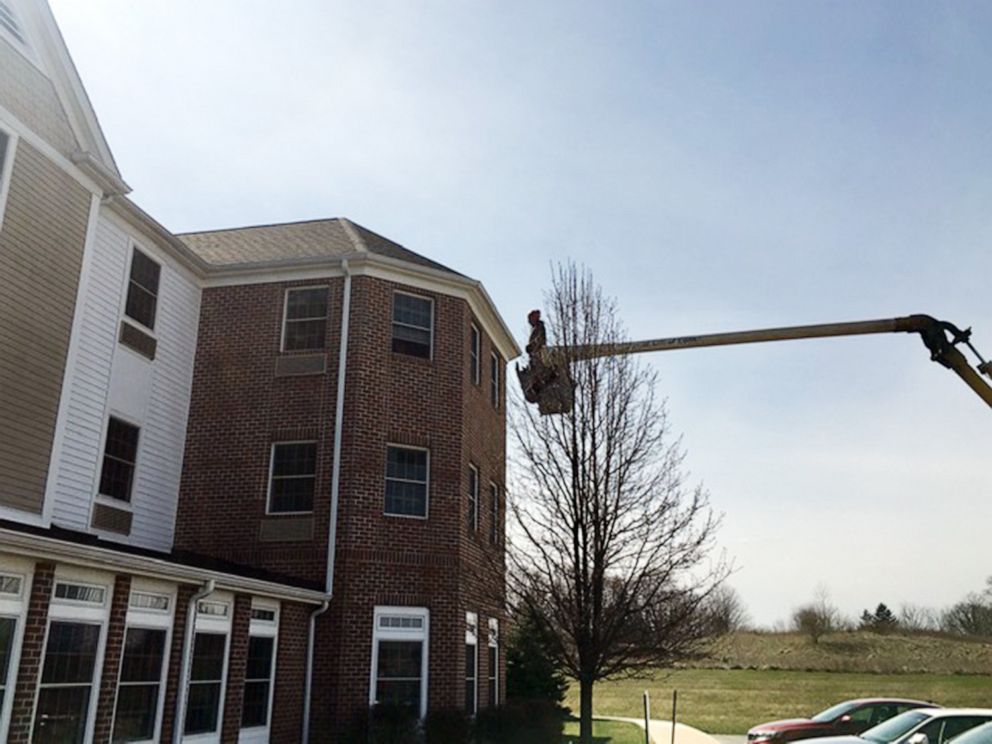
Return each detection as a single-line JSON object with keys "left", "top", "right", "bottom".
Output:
{"left": 177, "top": 218, "right": 461, "bottom": 276}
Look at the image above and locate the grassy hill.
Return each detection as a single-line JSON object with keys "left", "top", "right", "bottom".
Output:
{"left": 695, "top": 630, "right": 992, "bottom": 675}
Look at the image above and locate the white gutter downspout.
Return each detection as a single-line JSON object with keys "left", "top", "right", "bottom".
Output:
{"left": 174, "top": 579, "right": 215, "bottom": 744}
{"left": 302, "top": 257, "right": 352, "bottom": 742}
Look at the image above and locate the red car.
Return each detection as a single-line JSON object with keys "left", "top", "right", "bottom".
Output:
{"left": 748, "top": 699, "right": 937, "bottom": 743}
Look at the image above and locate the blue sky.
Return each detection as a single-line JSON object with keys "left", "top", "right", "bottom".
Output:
{"left": 50, "top": 0, "right": 992, "bottom": 626}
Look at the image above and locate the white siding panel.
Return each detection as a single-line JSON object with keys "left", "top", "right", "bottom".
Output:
{"left": 48, "top": 216, "right": 127, "bottom": 528}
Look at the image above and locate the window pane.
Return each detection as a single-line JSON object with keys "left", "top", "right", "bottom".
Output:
{"left": 377, "top": 640, "right": 422, "bottom": 679}
{"left": 393, "top": 294, "right": 431, "bottom": 328}
{"left": 246, "top": 636, "right": 274, "bottom": 680}
{"left": 470, "top": 326, "right": 480, "bottom": 383}
{"left": 385, "top": 480, "right": 427, "bottom": 517}
{"left": 386, "top": 448, "right": 427, "bottom": 482}
{"left": 33, "top": 686, "right": 91, "bottom": 744}
{"left": 125, "top": 283, "right": 157, "bottom": 330}
{"left": 119, "top": 628, "right": 165, "bottom": 683}
{"left": 112, "top": 684, "right": 158, "bottom": 742}
{"left": 270, "top": 476, "right": 315, "bottom": 513}
{"left": 272, "top": 443, "right": 316, "bottom": 477}
{"left": 0, "top": 616, "right": 15, "bottom": 683}
{"left": 184, "top": 682, "right": 221, "bottom": 735}
{"left": 99, "top": 418, "right": 139, "bottom": 502}
{"left": 41, "top": 622, "right": 100, "bottom": 684}
{"left": 286, "top": 288, "right": 327, "bottom": 320}
{"left": 284, "top": 318, "right": 327, "bottom": 351}
{"left": 0, "top": 131, "right": 8, "bottom": 176}
{"left": 190, "top": 633, "right": 225, "bottom": 680}
{"left": 392, "top": 294, "right": 432, "bottom": 358}
{"left": 488, "top": 646, "right": 497, "bottom": 707}
{"left": 129, "top": 250, "right": 161, "bottom": 294}
{"left": 465, "top": 643, "right": 476, "bottom": 713}
{"left": 241, "top": 681, "right": 271, "bottom": 728}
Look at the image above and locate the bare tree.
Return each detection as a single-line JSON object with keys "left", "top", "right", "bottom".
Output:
{"left": 897, "top": 603, "right": 940, "bottom": 632}
{"left": 792, "top": 587, "right": 840, "bottom": 643}
{"left": 509, "top": 263, "right": 727, "bottom": 744}
{"left": 702, "top": 585, "right": 750, "bottom": 636}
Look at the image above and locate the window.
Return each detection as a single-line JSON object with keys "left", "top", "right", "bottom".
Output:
{"left": 184, "top": 632, "right": 227, "bottom": 735}
{"left": 467, "top": 465, "right": 478, "bottom": 532}
{"left": 113, "top": 627, "right": 166, "bottom": 742}
{"left": 98, "top": 417, "right": 140, "bottom": 503}
{"left": 384, "top": 446, "right": 428, "bottom": 518}
{"left": 392, "top": 293, "right": 433, "bottom": 358}
{"left": 268, "top": 442, "right": 317, "bottom": 514}
{"left": 487, "top": 619, "right": 499, "bottom": 708}
{"left": 490, "top": 352, "right": 501, "bottom": 408}
{"left": 54, "top": 582, "right": 106, "bottom": 605}
{"left": 371, "top": 607, "right": 429, "bottom": 718}
{"left": 124, "top": 248, "right": 160, "bottom": 331}
{"left": 469, "top": 324, "right": 480, "bottom": 385}
{"left": 34, "top": 621, "right": 101, "bottom": 743}
{"left": 282, "top": 287, "right": 328, "bottom": 351}
{"left": 0, "top": 616, "right": 14, "bottom": 713}
{"left": 465, "top": 612, "right": 478, "bottom": 715}
{"left": 489, "top": 483, "right": 499, "bottom": 544}
{"left": 241, "top": 637, "right": 275, "bottom": 729}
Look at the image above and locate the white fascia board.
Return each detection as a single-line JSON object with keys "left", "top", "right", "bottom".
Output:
{"left": 202, "top": 252, "right": 522, "bottom": 361}
{"left": 103, "top": 196, "right": 210, "bottom": 281}
{"left": 27, "top": 0, "right": 123, "bottom": 180}
{"left": 0, "top": 527, "right": 329, "bottom": 605}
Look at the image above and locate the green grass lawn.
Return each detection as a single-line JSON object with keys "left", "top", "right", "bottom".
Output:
{"left": 562, "top": 718, "right": 647, "bottom": 744}
{"left": 567, "top": 668, "right": 992, "bottom": 734}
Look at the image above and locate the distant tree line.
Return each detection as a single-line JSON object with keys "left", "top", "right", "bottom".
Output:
{"left": 786, "top": 577, "right": 992, "bottom": 642}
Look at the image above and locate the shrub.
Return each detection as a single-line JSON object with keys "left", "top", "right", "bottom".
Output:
{"left": 423, "top": 708, "right": 472, "bottom": 744}
{"left": 506, "top": 608, "right": 568, "bottom": 707}
{"left": 340, "top": 703, "right": 420, "bottom": 744}
{"left": 475, "top": 700, "right": 564, "bottom": 744}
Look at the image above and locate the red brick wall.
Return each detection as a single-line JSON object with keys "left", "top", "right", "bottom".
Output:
{"left": 177, "top": 272, "right": 509, "bottom": 736}
{"left": 91, "top": 574, "right": 132, "bottom": 742}
{"left": 272, "top": 602, "right": 309, "bottom": 743}
{"left": 7, "top": 562, "right": 54, "bottom": 744}
{"left": 221, "top": 594, "right": 251, "bottom": 743}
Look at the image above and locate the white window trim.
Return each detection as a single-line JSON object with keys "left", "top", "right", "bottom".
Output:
{"left": 465, "top": 612, "right": 478, "bottom": 715}
{"left": 31, "top": 568, "right": 113, "bottom": 744}
{"left": 487, "top": 618, "right": 499, "bottom": 708}
{"left": 369, "top": 606, "right": 430, "bottom": 719}
{"left": 469, "top": 324, "right": 481, "bottom": 385}
{"left": 280, "top": 285, "right": 329, "bottom": 352}
{"left": 0, "top": 0, "right": 40, "bottom": 68}
{"left": 0, "top": 559, "right": 31, "bottom": 743}
{"left": 239, "top": 600, "right": 279, "bottom": 743}
{"left": 183, "top": 593, "right": 233, "bottom": 743}
{"left": 109, "top": 580, "right": 176, "bottom": 744}
{"left": 121, "top": 242, "right": 161, "bottom": 337}
{"left": 0, "top": 127, "right": 15, "bottom": 232}
{"left": 92, "top": 411, "right": 143, "bottom": 515}
{"left": 265, "top": 441, "right": 317, "bottom": 516}
{"left": 383, "top": 444, "right": 430, "bottom": 520}
{"left": 392, "top": 291, "right": 435, "bottom": 360}
{"left": 468, "top": 464, "right": 479, "bottom": 532}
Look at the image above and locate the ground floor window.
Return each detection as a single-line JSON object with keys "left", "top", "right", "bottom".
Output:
{"left": 465, "top": 612, "right": 478, "bottom": 714}
{"left": 371, "top": 606, "right": 429, "bottom": 718}
{"left": 113, "top": 627, "right": 167, "bottom": 742}
{"left": 185, "top": 632, "right": 228, "bottom": 735}
{"left": 487, "top": 618, "right": 499, "bottom": 708}
{"left": 34, "top": 621, "right": 102, "bottom": 743}
{"left": 0, "top": 616, "right": 14, "bottom": 711}
{"left": 241, "top": 637, "right": 274, "bottom": 728}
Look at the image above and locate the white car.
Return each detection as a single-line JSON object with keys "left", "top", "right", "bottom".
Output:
{"left": 804, "top": 709, "right": 992, "bottom": 744}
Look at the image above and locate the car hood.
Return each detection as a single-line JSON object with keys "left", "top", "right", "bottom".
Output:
{"left": 750, "top": 720, "right": 823, "bottom": 734}
{"left": 797, "top": 736, "right": 865, "bottom": 744}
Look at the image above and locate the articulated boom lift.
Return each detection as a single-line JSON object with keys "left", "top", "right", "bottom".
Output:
{"left": 517, "top": 314, "right": 992, "bottom": 415}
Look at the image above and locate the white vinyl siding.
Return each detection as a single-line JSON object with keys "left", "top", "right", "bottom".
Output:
{"left": 47, "top": 212, "right": 201, "bottom": 550}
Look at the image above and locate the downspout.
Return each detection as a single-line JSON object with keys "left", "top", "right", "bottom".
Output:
{"left": 173, "top": 579, "right": 215, "bottom": 744}
{"left": 302, "top": 257, "right": 352, "bottom": 743}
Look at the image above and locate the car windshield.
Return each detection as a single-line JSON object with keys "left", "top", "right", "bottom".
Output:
{"left": 813, "top": 702, "right": 860, "bottom": 723}
{"left": 861, "top": 711, "right": 932, "bottom": 743}
{"left": 948, "top": 723, "right": 992, "bottom": 744}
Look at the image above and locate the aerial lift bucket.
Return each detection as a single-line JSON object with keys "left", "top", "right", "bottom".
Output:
{"left": 516, "top": 354, "right": 576, "bottom": 415}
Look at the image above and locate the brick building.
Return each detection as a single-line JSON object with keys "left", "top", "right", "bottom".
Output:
{"left": 0, "top": 1, "right": 518, "bottom": 741}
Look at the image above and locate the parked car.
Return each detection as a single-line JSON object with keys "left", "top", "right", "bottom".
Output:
{"left": 749, "top": 699, "right": 935, "bottom": 743}
{"left": 801, "top": 708, "right": 992, "bottom": 744}
{"left": 944, "top": 722, "right": 992, "bottom": 744}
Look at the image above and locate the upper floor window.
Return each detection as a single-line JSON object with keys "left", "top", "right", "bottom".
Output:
{"left": 98, "top": 417, "right": 140, "bottom": 503}
{"left": 469, "top": 324, "right": 480, "bottom": 385}
{"left": 392, "top": 293, "right": 433, "bottom": 359}
{"left": 267, "top": 442, "right": 317, "bottom": 514}
{"left": 385, "top": 446, "right": 428, "bottom": 518}
{"left": 467, "top": 465, "right": 478, "bottom": 532}
{"left": 490, "top": 352, "right": 501, "bottom": 408}
{"left": 124, "top": 248, "right": 161, "bottom": 331}
{"left": 282, "top": 287, "right": 328, "bottom": 351}
{"left": 489, "top": 482, "right": 499, "bottom": 544}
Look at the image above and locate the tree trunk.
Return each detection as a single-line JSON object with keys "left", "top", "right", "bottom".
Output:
{"left": 580, "top": 677, "right": 594, "bottom": 743}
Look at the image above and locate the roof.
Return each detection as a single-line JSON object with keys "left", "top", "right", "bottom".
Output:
{"left": 177, "top": 217, "right": 462, "bottom": 276}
